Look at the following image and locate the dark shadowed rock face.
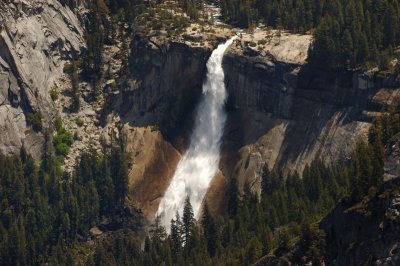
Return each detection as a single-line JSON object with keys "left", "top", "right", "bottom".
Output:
{"left": 58, "top": 0, "right": 88, "bottom": 9}
{"left": 384, "top": 133, "right": 400, "bottom": 182}
{"left": 116, "top": 34, "right": 400, "bottom": 218}
{"left": 111, "top": 35, "right": 214, "bottom": 219}
{"left": 221, "top": 40, "right": 400, "bottom": 196}
{"left": 320, "top": 138, "right": 400, "bottom": 265}
{"left": 114, "top": 34, "right": 212, "bottom": 138}
{"left": 320, "top": 182, "right": 400, "bottom": 265}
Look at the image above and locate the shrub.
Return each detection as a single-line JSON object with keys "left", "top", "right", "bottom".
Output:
{"left": 53, "top": 126, "right": 74, "bottom": 157}
{"left": 53, "top": 128, "right": 73, "bottom": 147}
{"left": 249, "top": 41, "right": 257, "bottom": 47}
{"left": 73, "top": 131, "right": 79, "bottom": 140}
{"left": 54, "top": 117, "right": 63, "bottom": 132}
{"left": 26, "top": 111, "right": 43, "bottom": 132}
{"left": 50, "top": 86, "right": 59, "bottom": 101}
{"left": 63, "top": 63, "right": 72, "bottom": 74}
{"left": 153, "top": 21, "right": 163, "bottom": 30}
{"left": 56, "top": 143, "right": 70, "bottom": 157}
{"left": 75, "top": 118, "right": 84, "bottom": 127}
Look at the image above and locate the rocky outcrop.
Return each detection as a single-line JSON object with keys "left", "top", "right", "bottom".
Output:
{"left": 320, "top": 181, "right": 400, "bottom": 265}
{"left": 0, "top": 0, "right": 85, "bottom": 158}
{"left": 113, "top": 33, "right": 216, "bottom": 219}
{"left": 114, "top": 34, "right": 214, "bottom": 136}
{"left": 117, "top": 29, "right": 400, "bottom": 220}
{"left": 58, "top": 0, "right": 89, "bottom": 9}
{"left": 113, "top": 27, "right": 236, "bottom": 219}
{"left": 122, "top": 125, "right": 182, "bottom": 219}
{"left": 222, "top": 38, "right": 400, "bottom": 196}
{"left": 384, "top": 133, "right": 400, "bottom": 182}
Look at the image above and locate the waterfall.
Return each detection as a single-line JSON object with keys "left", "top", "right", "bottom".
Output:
{"left": 156, "top": 37, "right": 237, "bottom": 229}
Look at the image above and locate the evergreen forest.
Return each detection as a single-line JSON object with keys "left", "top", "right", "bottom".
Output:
{"left": 1, "top": 0, "right": 400, "bottom": 265}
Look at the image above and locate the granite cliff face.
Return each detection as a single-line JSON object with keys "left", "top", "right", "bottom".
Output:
{"left": 0, "top": 0, "right": 85, "bottom": 158}
{"left": 96, "top": 25, "right": 399, "bottom": 204}
{"left": 115, "top": 34, "right": 213, "bottom": 136}
{"left": 115, "top": 29, "right": 400, "bottom": 220}
{"left": 113, "top": 32, "right": 222, "bottom": 218}
{"left": 321, "top": 180, "right": 400, "bottom": 265}
{"left": 221, "top": 39, "right": 400, "bottom": 195}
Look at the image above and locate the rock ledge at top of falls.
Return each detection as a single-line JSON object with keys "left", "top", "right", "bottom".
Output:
{"left": 0, "top": 0, "right": 85, "bottom": 158}
{"left": 115, "top": 25, "right": 312, "bottom": 135}
{"left": 232, "top": 29, "right": 312, "bottom": 65}
{"left": 141, "top": 25, "right": 312, "bottom": 65}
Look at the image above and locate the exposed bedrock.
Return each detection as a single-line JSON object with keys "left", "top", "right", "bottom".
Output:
{"left": 118, "top": 33, "right": 400, "bottom": 219}
{"left": 221, "top": 41, "right": 400, "bottom": 197}
{"left": 320, "top": 176, "right": 400, "bottom": 265}
{"left": 114, "top": 34, "right": 215, "bottom": 219}
{"left": 0, "top": 0, "right": 85, "bottom": 158}
{"left": 115, "top": 35, "right": 213, "bottom": 137}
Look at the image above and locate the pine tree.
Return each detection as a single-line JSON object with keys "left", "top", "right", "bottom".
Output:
{"left": 202, "top": 204, "right": 217, "bottom": 256}
{"left": 150, "top": 215, "right": 167, "bottom": 243}
{"left": 110, "top": 147, "right": 129, "bottom": 208}
{"left": 228, "top": 177, "right": 239, "bottom": 217}
{"left": 245, "top": 237, "right": 263, "bottom": 264}
{"left": 170, "top": 212, "right": 183, "bottom": 258}
{"left": 182, "top": 196, "right": 196, "bottom": 252}
{"left": 97, "top": 155, "right": 115, "bottom": 215}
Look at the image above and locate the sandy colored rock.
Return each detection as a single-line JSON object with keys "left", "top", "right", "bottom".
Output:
{"left": 236, "top": 29, "right": 312, "bottom": 65}
{"left": 123, "top": 125, "right": 181, "bottom": 220}
{"left": 203, "top": 170, "right": 229, "bottom": 216}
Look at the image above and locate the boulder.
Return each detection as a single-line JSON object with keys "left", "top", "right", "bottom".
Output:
{"left": 89, "top": 226, "right": 103, "bottom": 237}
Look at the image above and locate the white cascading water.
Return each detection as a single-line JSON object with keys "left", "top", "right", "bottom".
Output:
{"left": 156, "top": 36, "right": 237, "bottom": 229}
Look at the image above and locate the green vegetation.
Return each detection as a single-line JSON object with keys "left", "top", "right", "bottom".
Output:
{"left": 178, "top": 0, "right": 200, "bottom": 20}
{"left": 26, "top": 111, "right": 43, "bottom": 132}
{"left": 3, "top": 0, "right": 400, "bottom": 264}
{"left": 134, "top": 4, "right": 190, "bottom": 36}
{"left": 0, "top": 143, "right": 129, "bottom": 265}
{"left": 82, "top": 1, "right": 108, "bottom": 98}
{"left": 221, "top": 0, "right": 400, "bottom": 70}
{"left": 72, "top": 101, "right": 399, "bottom": 265}
{"left": 221, "top": 0, "right": 257, "bottom": 28}
{"left": 23, "top": 102, "right": 396, "bottom": 265}
{"left": 64, "top": 60, "right": 80, "bottom": 112}
{"left": 53, "top": 125, "right": 73, "bottom": 158}
{"left": 75, "top": 117, "right": 84, "bottom": 127}
{"left": 308, "top": 0, "right": 400, "bottom": 70}
{"left": 50, "top": 86, "right": 58, "bottom": 101}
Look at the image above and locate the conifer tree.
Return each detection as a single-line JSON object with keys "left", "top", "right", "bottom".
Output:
{"left": 170, "top": 212, "right": 183, "bottom": 258}
{"left": 182, "top": 196, "right": 196, "bottom": 252}
{"left": 202, "top": 204, "right": 217, "bottom": 256}
{"left": 150, "top": 215, "right": 167, "bottom": 243}
{"left": 228, "top": 177, "right": 239, "bottom": 217}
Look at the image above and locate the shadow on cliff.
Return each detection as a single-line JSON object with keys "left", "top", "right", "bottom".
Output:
{"left": 220, "top": 64, "right": 380, "bottom": 178}
{"left": 110, "top": 36, "right": 214, "bottom": 153}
